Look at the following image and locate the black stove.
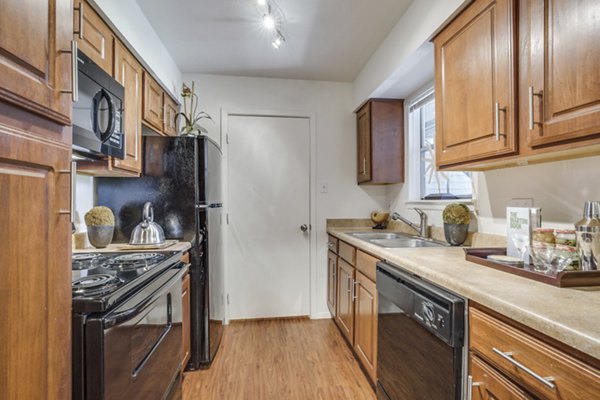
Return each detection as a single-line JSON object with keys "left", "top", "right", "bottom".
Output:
{"left": 71, "top": 251, "right": 181, "bottom": 313}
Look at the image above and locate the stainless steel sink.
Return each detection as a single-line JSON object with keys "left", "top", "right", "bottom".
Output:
{"left": 346, "top": 231, "right": 445, "bottom": 248}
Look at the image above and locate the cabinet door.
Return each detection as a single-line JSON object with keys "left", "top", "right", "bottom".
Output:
{"left": 113, "top": 41, "right": 142, "bottom": 174}
{"left": 435, "top": 0, "right": 517, "bottom": 167}
{"left": 73, "top": 1, "right": 114, "bottom": 75}
{"left": 470, "top": 355, "right": 533, "bottom": 400}
{"left": 335, "top": 258, "right": 355, "bottom": 345}
{"left": 181, "top": 273, "right": 191, "bottom": 369}
{"left": 327, "top": 251, "right": 337, "bottom": 317}
{"left": 353, "top": 272, "right": 378, "bottom": 384}
{"left": 143, "top": 71, "right": 164, "bottom": 132}
{"left": 525, "top": 0, "right": 600, "bottom": 147}
{"left": 0, "top": 128, "right": 72, "bottom": 400}
{"left": 163, "top": 94, "right": 179, "bottom": 136}
{"left": 0, "top": 0, "right": 72, "bottom": 125}
{"left": 356, "top": 103, "right": 371, "bottom": 183}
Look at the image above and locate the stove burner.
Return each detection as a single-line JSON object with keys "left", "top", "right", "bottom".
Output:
{"left": 72, "top": 253, "right": 104, "bottom": 270}
{"left": 72, "top": 274, "right": 119, "bottom": 295}
{"left": 114, "top": 253, "right": 163, "bottom": 262}
{"left": 103, "top": 253, "right": 165, "bottom": 273}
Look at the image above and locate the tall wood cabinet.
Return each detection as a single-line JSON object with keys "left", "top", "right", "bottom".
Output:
{"left": 523, "top": 0, "right": 600, "bottom": 147}
{"left": 0, "top": 0, "right": 73, "bottom": 125}
{"left": 434, "top": 0, "right": 517, "bottom": 167}
{"left": 355, "top": 99, "right": 404, "bottom": 185}
{"left": 0, "top": 2, "right": 74, "bottom": 399}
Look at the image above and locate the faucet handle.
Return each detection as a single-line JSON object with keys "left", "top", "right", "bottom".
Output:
{"left": 413, "top": 207, "right": 425, "bottom": 216}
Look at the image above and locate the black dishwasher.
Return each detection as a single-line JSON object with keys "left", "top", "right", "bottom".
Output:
{"left": 376, "top": 261, "right": 465, "bottom": 400}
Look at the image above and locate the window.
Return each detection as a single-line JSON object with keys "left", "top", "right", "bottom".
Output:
{"left": 409, "top": 88, "right": 472, "bottom": 200}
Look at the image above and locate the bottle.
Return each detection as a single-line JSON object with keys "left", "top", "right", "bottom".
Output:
{"left": 574, "top": 201, "right": 600, "bottom": 271}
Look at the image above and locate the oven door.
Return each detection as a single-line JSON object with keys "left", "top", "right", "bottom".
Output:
{"left": 376, "top": 267, "right": 460, "bottom": 400}
{"left": 85, "top": 266, "right": 186, "bottom": 400}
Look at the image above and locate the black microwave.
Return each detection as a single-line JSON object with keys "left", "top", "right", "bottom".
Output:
{"left": 72, "top": 50, "right": 124, "bottom": 160}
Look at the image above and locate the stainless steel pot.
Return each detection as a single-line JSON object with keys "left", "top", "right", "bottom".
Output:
{"left": 129, "top": 202, "right": 165, "bottom": 245}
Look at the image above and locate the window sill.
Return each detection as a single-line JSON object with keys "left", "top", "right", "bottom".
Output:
{"left": 405, "top": 199, "right": 474, "bottom": 212}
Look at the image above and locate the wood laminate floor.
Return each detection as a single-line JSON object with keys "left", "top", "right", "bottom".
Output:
{"left": 183, "top": 318, "right": 376, "bottom": 400}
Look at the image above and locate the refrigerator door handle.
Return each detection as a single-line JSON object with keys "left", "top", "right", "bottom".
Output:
{"left": 196, "top": 204, "right": 210, "bottom": 209}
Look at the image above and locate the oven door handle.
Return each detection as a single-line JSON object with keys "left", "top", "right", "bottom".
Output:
{"left": 104, "top": 265, "right": 187, "bottom": 328}
{"left": 132, "top": 296, "right": 172, "bottom": 378}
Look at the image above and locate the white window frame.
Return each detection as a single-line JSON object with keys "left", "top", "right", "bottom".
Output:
{"left": 406, "top": 82, "right": 473, "bottom": 211}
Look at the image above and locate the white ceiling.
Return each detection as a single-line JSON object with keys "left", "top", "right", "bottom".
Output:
{"left": 135, "top": 0, "right": 414, "bottom": 82}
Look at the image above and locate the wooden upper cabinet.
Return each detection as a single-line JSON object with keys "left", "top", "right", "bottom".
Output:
{"left": 327, "top": 250, "right": 337, "bottom": 318}
{"left": 355, "top": 99, "right": 404, "bottom": 184}
{"left": 434, "top": 0, "right": 517, "bottom": 167}
{"left": 523, "top": 0, "right": 600, "bottom": 147}
{"left": 113, "top": 41, "right": 142, "bottom": 174}
{"left": 143, "top": 71, "right": 165, "bottom": 132}
{"left": 163, "top": 94, "right": 179, "bottom": 136}
{"left": 0, "top": 124, "right": 72, "bottom": 400}
{"left": 74, "top": 1, "right": 114, "bottom": 75}
{"left": 353, "top": 272, "right": 378, "bottom": 384}
{"left": 356, "top": 104, "right": 372, "bottom": 183}
{"left": 0, "top": 0, "right": 72, "bottom": 125}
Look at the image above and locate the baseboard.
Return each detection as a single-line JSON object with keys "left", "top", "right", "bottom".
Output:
{"left": 310, "top": 311, "right": 333, "bottom": 320}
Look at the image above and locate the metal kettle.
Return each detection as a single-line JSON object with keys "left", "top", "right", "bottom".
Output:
{"left": 129, "top": 202, "right": 165, "bottom": 245}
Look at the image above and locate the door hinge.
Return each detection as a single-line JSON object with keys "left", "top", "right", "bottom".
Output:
{"left": 227, "top": 293, "right": 230, "bottom": 305}
{"left": 226, "top": 213, "right": 229, "bottom": 225}
{"left": 226, "top": 134, "right": 229, "bottom": 144}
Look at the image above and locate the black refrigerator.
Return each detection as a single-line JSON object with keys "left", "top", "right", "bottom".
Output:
{"left": 97, "top": 135, "right": 224, "bottom": 369}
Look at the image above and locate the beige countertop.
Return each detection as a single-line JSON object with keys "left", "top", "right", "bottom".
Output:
{"left": 73, "top": 241, "right": 192, "bottom": 253}
{"left": 328, "top": 227, "right": 600, "bottom": 361}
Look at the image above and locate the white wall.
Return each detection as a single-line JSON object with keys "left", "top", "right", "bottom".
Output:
{"left": 74, "top": 174, "right": 95, "bottom": 232}
{"left": 183, "top": 73, "right": 387, "bottom": 318}
{"left": 352, "top": 0, "right": 467, "bottom": 107}
{"left": 93, "top": 0, "right": 182, "bottom": 98}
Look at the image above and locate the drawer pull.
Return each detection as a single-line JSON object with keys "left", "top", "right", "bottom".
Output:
{"left": 492, "top": 347, "right": 556, "bottom": 389}
{"left": 467, "top": 375, "right": 482, "bottom": 400}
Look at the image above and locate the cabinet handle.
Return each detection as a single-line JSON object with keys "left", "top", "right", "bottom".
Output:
{"left": 352, "top": 280, "right": 358, "bottom": 300}
{"left": 60, "top": 41, "right": 78, "bottom": 102}
{"left": 74, "top": 2, "right": 84, "bottom": 39}
{"left": 492, "top": 347, "right": 556, "bottom": 389}
{"left": 466, "top": 376, "right": 482, "bottom": 400}
{"left": 362, "top": 157, "right": 367, "bottom": 174}
{"left": 327, "top": 242, "right": 335, "bottom": 249}
{"left": 494, "top": 102, "right": 506, "bottom": 141}
{"left": 58, "top": 161, "right": 77, "bottom": 224}
{"left": 347, "top": 275, "right": 352, "bottom": 293}
{"left": 528, "top": 86, "right": 543, "bottom": 132}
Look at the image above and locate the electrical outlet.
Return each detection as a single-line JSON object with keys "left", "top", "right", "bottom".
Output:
{"left": 509, "top": 198, "right": 534, "bottom": 207}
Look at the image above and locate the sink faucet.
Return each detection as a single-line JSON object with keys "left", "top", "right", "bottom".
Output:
{"left": 391, "top": 208, "right": 429, "bottom": 239}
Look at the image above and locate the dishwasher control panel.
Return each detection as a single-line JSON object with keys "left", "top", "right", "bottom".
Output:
{"left": 413, "top": 294, "right": 452, "bottom": 342}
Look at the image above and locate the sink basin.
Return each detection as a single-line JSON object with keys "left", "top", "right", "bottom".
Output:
{"left": 346, "top": 231, "right": 445, "bottom": 248}
{"left": 346, "top": 232, "right": 413, "bottom": 240}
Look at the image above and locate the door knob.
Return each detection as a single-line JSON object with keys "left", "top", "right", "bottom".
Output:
{"left": 300, "top": 224, "right": 308, "bottom": 232}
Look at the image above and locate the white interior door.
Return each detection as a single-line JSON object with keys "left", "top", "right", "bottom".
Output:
{"left": 227, "top": 114, "right": 310, "bottom": 320}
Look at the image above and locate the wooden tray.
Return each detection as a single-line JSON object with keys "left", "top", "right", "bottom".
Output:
{"left": 464, "top": 248, "right": 600, "bottom": 287}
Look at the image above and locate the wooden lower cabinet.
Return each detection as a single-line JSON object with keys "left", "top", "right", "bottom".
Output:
{"left": 336, "top": 258, "right": 355, "bottom": 345}
{"left": 0, "top": 112, "right": 72, "bottom": 399}
{"left": 470, "top": 355, "right": 533, "bottom": 400}
{"left": 181, "top": 271, "right": 191, "bottom": 369}
{"left": 353, "top": 271, "right": 378, "bottom": 384}
{"left": 327, "top": 250, "right": 337, "bottom": 317}
{"left": 469, "top": 305, "right": 600, "bottom": 400}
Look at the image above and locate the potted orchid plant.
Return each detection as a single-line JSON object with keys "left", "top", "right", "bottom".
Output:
{"left": 176, "top": 81, "right": 213, "bottom": 135}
